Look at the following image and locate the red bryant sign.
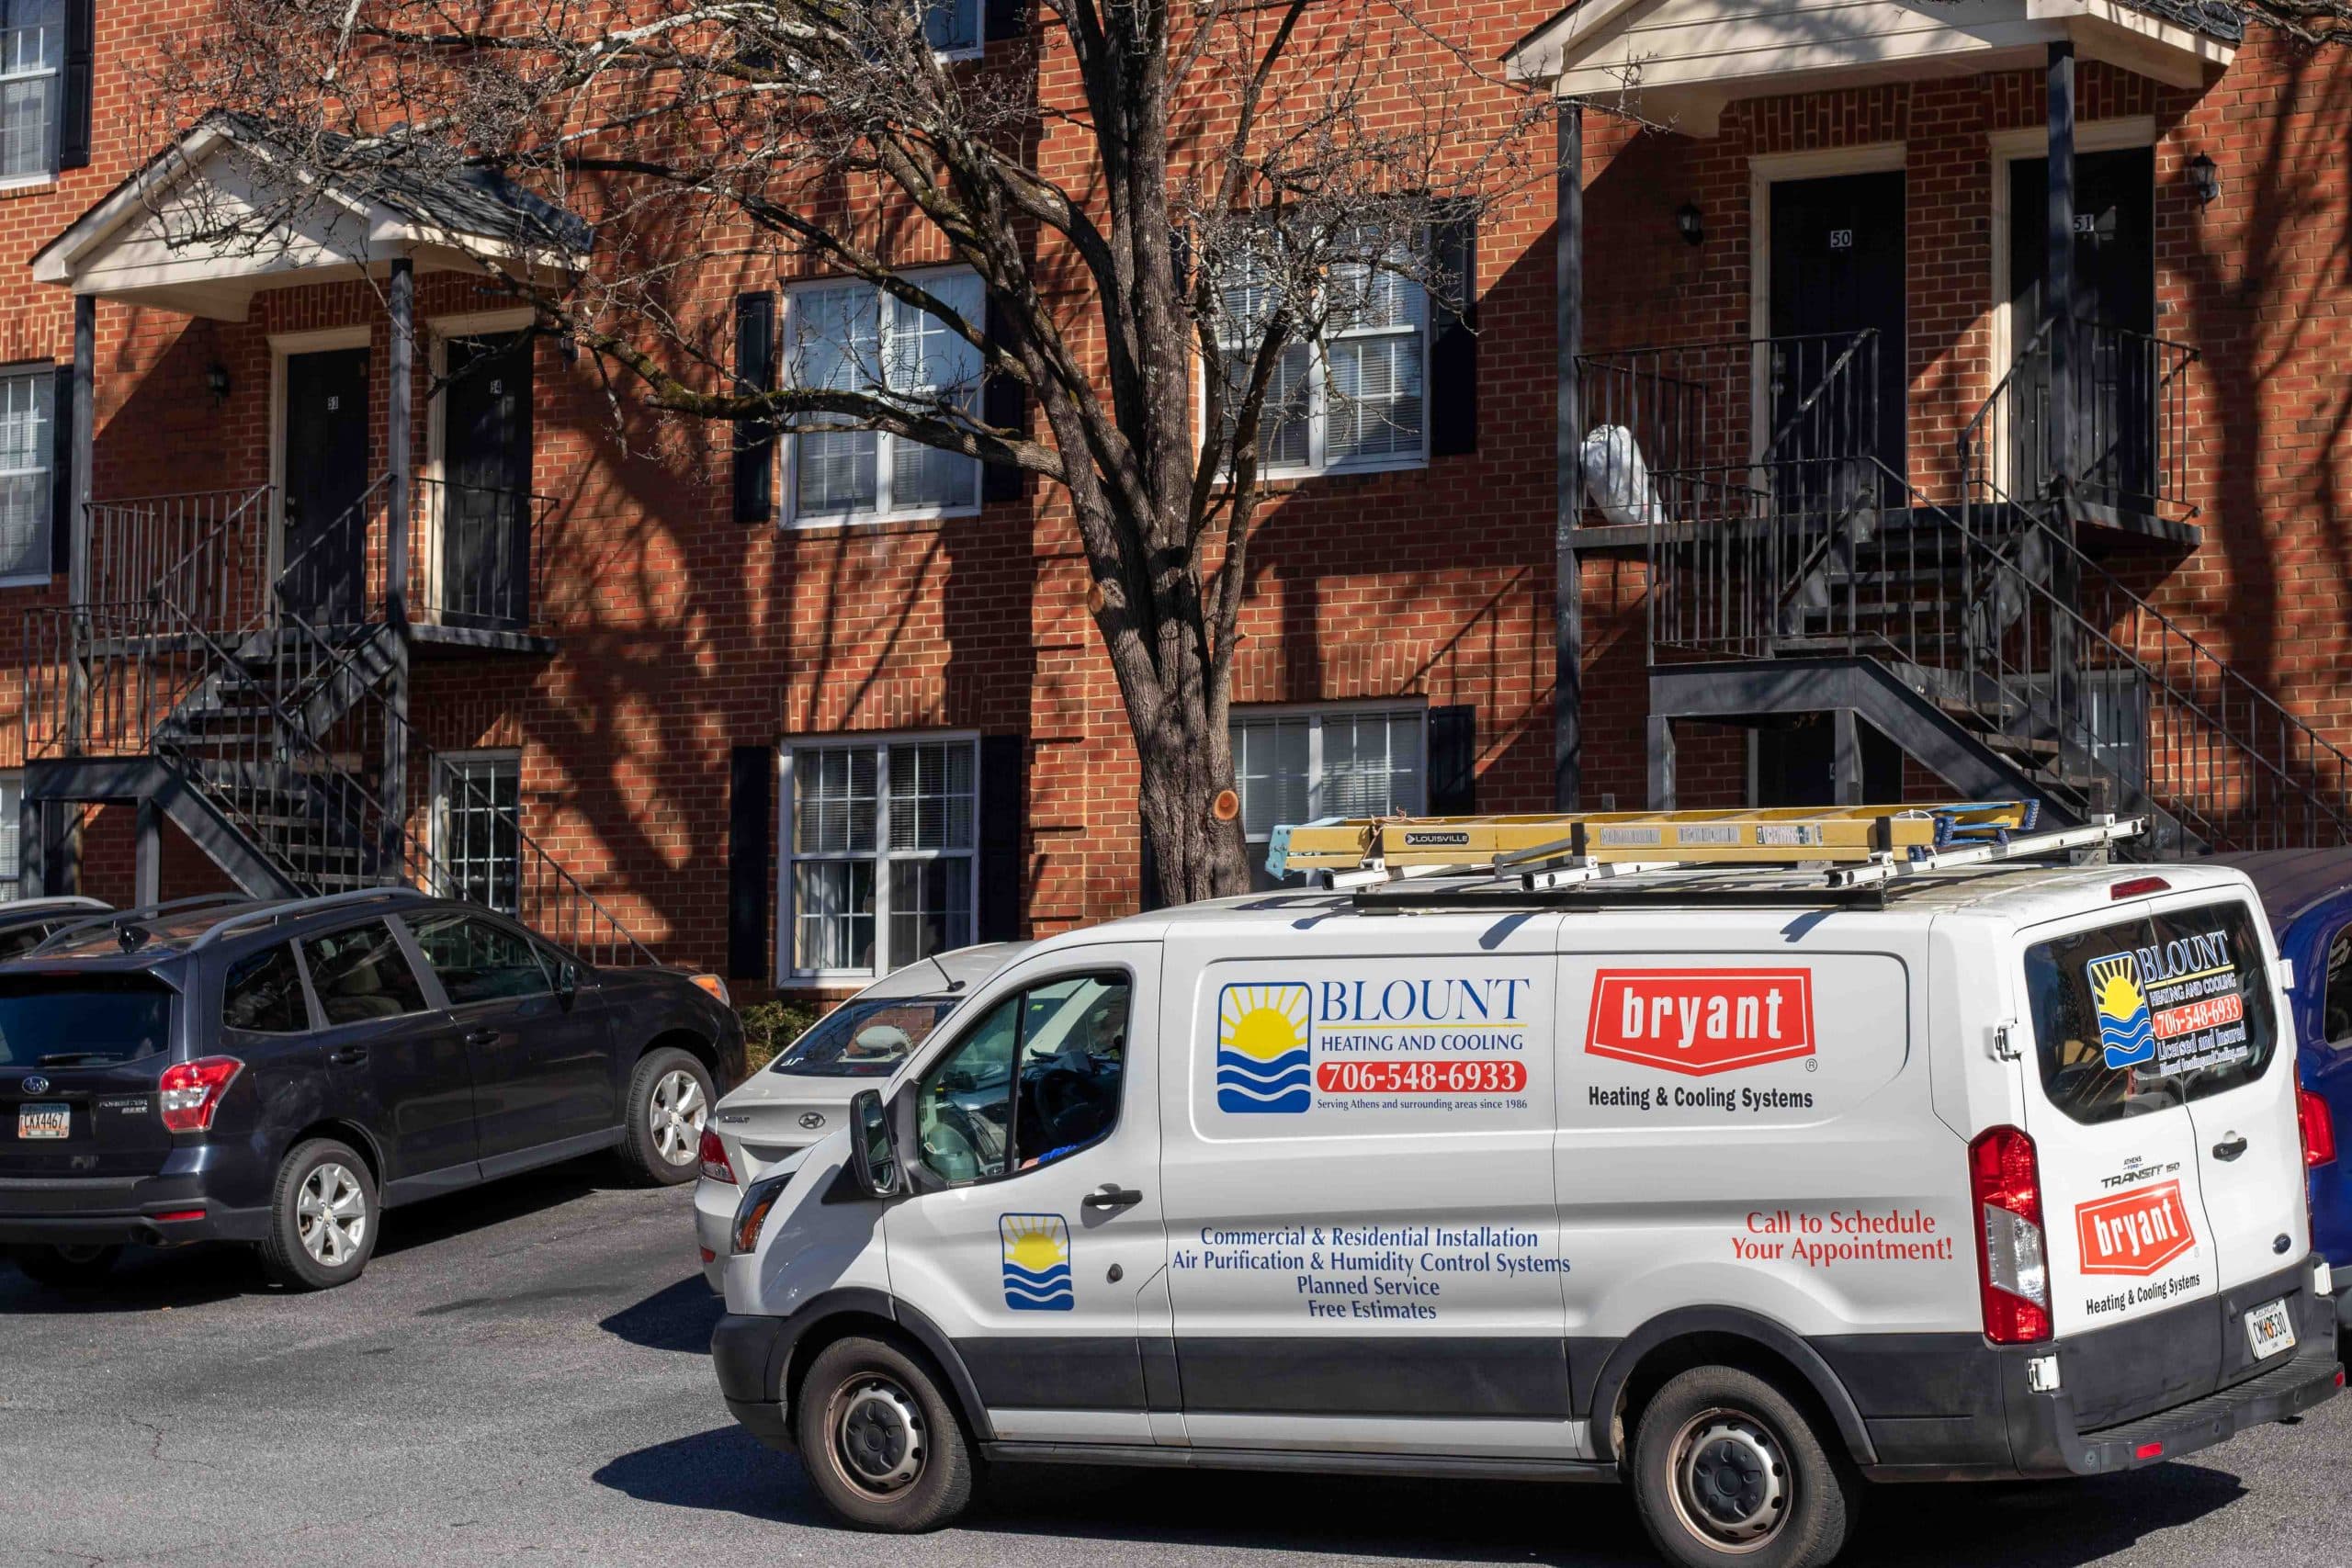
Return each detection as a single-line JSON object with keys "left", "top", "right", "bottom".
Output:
{"left": 1585, "top": 968, "right": 1816, "bottom": 1076}
{"left": 2075, "top": 1181, "right": 2197, "bottom": 1277}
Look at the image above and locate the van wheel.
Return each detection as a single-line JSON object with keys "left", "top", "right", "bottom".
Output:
{"left": 258, "top": 1138, "right": 377, "bottom": 1292}
{"left": 796, "top": 1336, "right": 976, "bottom": 1531}
{"left": 619, "top": 1047, "right": 712, "bottom": 1187}
{"left": 10, "top": 1243, "right": 121, "bottom": 1290}
{"left": 1631, "top": 1366, "right": 1859, "bottom": 1568}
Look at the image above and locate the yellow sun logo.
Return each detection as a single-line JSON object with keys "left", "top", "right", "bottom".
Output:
{"left": 1000, "top": 1213, "right": 1072, "bottom": 1310}
{"left": 1218, "top": 984, "right": 1311, "bottom": 1063}
{"left": 2089, "top": 955, "right": 2146, "bottom": 1021}
{"left": 1001, "top": 1216, "right": 1069, "bottom": 1273}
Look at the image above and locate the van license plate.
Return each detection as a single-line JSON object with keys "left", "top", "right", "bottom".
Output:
{"left": 2245, "top": 1298, "right": 2296, "bottom": 1360}
{"left": 16, "top": 1103, "right": 68, "bottom": 1140}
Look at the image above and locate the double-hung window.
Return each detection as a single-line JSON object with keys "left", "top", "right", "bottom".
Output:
{"left": 0, "top": 0, "right": 58, "bottom": 186}
{"left": 0, "top": 369, "right": 50, "bottom": 581}
{"left": 1230, "top": 705, "right": 1426, "bottom": 886}
{"left": 787, "top": 735, "right": 978, "bottom": 977}
{"left": 434, "top": 752, "right": 523, "bottom": 915}
{"left": 785, "top": 270, "right": 984, "bottom": 525}
{"left": 1214, "top": 230, "right": 1428, "bottom": 478}
{"left": 0, "top": 770, "right": 20, "bottom": 887}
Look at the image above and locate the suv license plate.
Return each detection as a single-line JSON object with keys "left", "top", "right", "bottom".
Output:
{"left": 16, "top": 1102, "right": 68, "bottom": 1140}
{"left": 2246, "top": 1297, "right": 2296, "bottom": 1361}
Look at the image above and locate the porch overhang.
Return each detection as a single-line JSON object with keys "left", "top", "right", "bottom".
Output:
{"left": 28, "top": 117, "right": 591, "bottom": 321}
{"left": 1505, "top": 0, "right": 2235, "bottom": 135}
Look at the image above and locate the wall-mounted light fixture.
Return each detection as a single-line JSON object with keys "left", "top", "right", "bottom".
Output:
{"left": 2187, "top": 152, "right": 2221, "bottom": 208}
{"left": 205, "top": 363, "right": 232, "bottom": 403}
{"left": 1675, "top": 200, "right": 1705, "bottom": 248}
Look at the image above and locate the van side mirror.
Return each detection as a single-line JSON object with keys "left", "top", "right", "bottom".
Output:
{"left": 847, "top": 1089, "right": 904, "bottom": 1199}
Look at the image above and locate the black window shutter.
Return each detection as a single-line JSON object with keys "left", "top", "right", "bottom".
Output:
{"left": 49, "top": 365, "right": 74, "bottom": 579}
{"left": 983, "top": 0, "right": 1027, "bottom": 42}
{"left": 58, "top": 0, "right": 92, "bottom": 171}
{"left": 979, "top": 292, "right": 1027, "bottom": 504}
{"left": 1427, "top": 213, "right": 1478, "bottom": 457}
{"left": 1428, "top": 705, "right": 1476, "bottom": 815}
{"left": 726, "top": 744, "right": 773, "bottom": 980}
{"left": 731, "top": 291, "right": 776, "bottom": 525}
{"left": 978, "top": 735, "right": 1025, "bottom": 942}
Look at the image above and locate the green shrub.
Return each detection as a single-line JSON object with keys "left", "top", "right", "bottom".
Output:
{"left": 740, "top": 999, "right": 821, "bottom": 1073}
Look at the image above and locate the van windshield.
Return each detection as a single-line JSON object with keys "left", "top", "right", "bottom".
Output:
{"left": 0, "top": 975, "right": 176, "bottom": 1067}
{"left": 2022, "top": 899, "right": 2276, "bottom": 1125}
{"left": 771, "top": 995, "right": 961, "bottom": 1077}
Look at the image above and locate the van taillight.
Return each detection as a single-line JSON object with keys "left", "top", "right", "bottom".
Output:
{"left": 1970, "top": 1124, "right": 2051, "bottom": 1345}
{"left": 699, "top": 1129, "right": 736, "bottom": 1185}
{"left": 2300, "top": 1088, "right": 2336, "bottom": 1168}
{"left": 158, "top": 1056, "right": 243, "bottom": 1134}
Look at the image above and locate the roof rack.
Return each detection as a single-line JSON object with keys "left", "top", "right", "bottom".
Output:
{"left": 1257, "top": 802, "right": 2142, "bottom": 910}
{"left": 191, "top": 886, "right": 432, "bottom": 950}
{"left": 31, "top": 892, "right": 257, "bottom": 953}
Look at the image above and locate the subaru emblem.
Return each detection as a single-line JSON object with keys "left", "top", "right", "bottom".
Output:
{"left": 798, "top": 1111, "right": 827, "bottom": 1131}
{"left": 21, "top": 1075, "right": 49, "bottom": 1095}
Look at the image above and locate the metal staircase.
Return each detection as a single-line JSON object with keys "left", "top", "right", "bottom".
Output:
{"left": 19, "top": 481, "right": 650, "bottom": 963}
{"left": 1585, "top": 324, "right": 2352, "bottom": 854}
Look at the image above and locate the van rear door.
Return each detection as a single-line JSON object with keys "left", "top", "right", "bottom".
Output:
{"left": 2017, "top": 900, "right": 2224, "bottom": 1423}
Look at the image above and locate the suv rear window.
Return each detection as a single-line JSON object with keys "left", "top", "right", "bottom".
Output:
{"left": 0, "top": 975, "right": 175, "bottom": 1066}
{"left": 2024, "top": 899, "right": 2277, "bottom": 1124}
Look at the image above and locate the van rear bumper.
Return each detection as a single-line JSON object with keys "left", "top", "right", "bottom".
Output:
{"left": 1847, "top": 1256, "right": 2342, "bottom": 1482}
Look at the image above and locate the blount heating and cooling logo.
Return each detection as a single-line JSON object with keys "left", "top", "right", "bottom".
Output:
{"left": 1216, "top": 983, "right": 1316, "bottom": 1113}
{"left": 1585, "top": 969, "right": 1816, "bottom": 1075}
{"left": 2075, "top": 1180, "right": 2196, "bottom": 1276}
{"left": 2086, "top": 930, "right": 2241, "bottom": 1071}
{"left": 1000, "top": 1213, "right": 1074, "bottom": 1311}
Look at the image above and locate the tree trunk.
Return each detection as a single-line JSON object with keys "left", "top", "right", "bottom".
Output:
{"left": 1136, "top": 722, "right": 1253, "bottom": 908}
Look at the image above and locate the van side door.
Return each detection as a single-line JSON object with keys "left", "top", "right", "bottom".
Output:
{"left": 1158, "top": 919, "right": 1573, "bottom": 1458}
{"left": 881, "top": 942, "right": 1165, "bottom": 1445}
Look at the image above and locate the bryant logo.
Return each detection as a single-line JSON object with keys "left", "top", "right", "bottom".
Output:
{"left": 1585, "top": 969, "right": 1815, "bottom": 1076}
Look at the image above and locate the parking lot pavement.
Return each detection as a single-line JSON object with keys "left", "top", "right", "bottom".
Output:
{"left": 3, "top": 1168, "right": 2346, "bottom": 1568}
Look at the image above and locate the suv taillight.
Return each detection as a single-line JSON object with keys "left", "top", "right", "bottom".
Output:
{"left": 699, "top": 1128, "right": 736, "bottom": 1185}
{"left": 2300, "top": 1086, "right": 2336, "bottom": 1168}
{"left": 1970, "top": 1124, "right": 2051, "bottom": 1345}
{"left": 158, "top": 1056, "right": 243, "bottom": 1134}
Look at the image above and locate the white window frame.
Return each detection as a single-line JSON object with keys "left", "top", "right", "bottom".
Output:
{"left": 0, "top": 769, "right": 20, "bottom": 888}
{"left": 1205, "top": 239, "right": 1432, "bottom": 483}
{"left": 0, "top": 0, "right": 61, "bottom": 191}
{"left": 778, "top": 729, "right": 982, "bottom": 984}
{"left": 918, "top": 0, "right": 984, "bottom": 60}
{"left": 431, "top": 749, "right": 525, "bottom": 916}
{"left": 0, "top": 364, "right": 51, "bottom": 586}
{"left": 1229, "top": 700, "right": 1430, "bottom": 878}
{"left": 779, "top": 265, "right": 985, "bottom": 528}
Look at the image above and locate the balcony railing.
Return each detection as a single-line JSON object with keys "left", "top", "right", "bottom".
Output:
{"left": 411, "top": 477, "right": 552, "bottom": 631}
{"left": 86, "top": 485, "right": 274, "bottom": 630}
{"left": 1966, "top": 317, "right": 2199, "bottom": 523}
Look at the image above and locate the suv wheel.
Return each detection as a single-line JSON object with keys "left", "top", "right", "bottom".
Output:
{"left": 795, "top": 1335, "right": 976, "bottom": 1531}
{"left": 10, "top": 1243, "right": 121, "bottom": 1290}
{"left": 259, "top": 1137, "right": 378, "bottom": 1292}
{"left": 619, "top": 1046, "right": 713, "bottom": 1186}
{"left": 1631, "top": 1365, "right": 1860, "bottom": 1568}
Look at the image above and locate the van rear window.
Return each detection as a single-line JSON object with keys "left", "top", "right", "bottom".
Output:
{"left": 2022, "top": 900, "right": 2276, "bottom": 1125}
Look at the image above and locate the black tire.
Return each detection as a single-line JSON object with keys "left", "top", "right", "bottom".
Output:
{"left": 257, "top": 1137, "right": 378, "bottom": 1292}
{"left": 9, "top": 1243, "right": 121, "bottom": 1290}
{"left": 618, "top": 1046, "right": 714, "bottom": 1187}
{"left": 1630, "top": 1365, "right": 1860, "bottom": 1568}
{"left": 795, "top": 1335, "right": 977, "bottom": 1532}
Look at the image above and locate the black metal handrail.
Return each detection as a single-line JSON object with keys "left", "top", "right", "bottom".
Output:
{"left": 411, "top": 477, "right": 554, "bottom": 631}
{"left": 1965, "top": 316, "right": 2199, "bottom": 521}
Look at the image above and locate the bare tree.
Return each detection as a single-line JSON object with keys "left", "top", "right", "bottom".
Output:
{"left": 142, "top": 0, "right": 1548, "bottom": 907}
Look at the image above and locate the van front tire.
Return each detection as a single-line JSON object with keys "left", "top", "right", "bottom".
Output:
{"left": 1631, "top": 1365, "right": 1859, "bottom": 1568}
{"left": 796, "top": 1335, "right": 976, "bottom": 1532}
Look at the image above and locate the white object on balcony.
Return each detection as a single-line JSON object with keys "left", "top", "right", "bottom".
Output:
{"left": 1580, "top": 424, "right": 1666, "bottom": 528}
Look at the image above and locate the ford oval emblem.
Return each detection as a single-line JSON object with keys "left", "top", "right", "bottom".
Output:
{"left": 20, "top": 1075, "right": 48, "bottom": 1095}
{"left": 797, "top": 1111, "right": 827, "bottom": 1131}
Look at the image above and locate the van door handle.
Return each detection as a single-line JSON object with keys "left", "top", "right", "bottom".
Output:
{"left": 2212, "top": 1134, "right": 2248, "bottom": 1162}
{"left": 463, "top": 1028, "right": 500, "bottom": 1048}
{"left": 1081, "top": 1185, "right": 1144, "bottom": 1213}
{"left": 328, "top": 1044, "right": 368, "bottom": 1066}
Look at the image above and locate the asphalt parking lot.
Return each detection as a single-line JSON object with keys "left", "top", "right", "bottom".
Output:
{"left": 4, "top": 1168, "right": 2347, "bottom": 1568}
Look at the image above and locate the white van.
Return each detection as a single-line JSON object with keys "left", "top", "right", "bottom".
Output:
{"left": 710, "top": 833, "right": 2340, "bottom": 1568}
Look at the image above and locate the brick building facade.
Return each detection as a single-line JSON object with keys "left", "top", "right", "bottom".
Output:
{"left": 0, "top": 0, "right": 2345, "bottom": 998}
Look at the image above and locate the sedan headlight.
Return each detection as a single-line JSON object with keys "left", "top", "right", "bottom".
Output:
{"left": 731, "top": 1171, "right": 795, "bottom": 1256}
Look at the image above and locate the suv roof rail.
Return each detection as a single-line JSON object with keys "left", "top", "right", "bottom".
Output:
{"left": 190, "top": 885, "right": 434, "bottom": 950}
{"left": 30, "top": 892, "right": 258, "bottom": 953}
{"left": 1299, "top": 806, "right": 2145, "bottom": 911}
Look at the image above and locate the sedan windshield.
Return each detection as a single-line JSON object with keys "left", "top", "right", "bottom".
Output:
{"left": 0, "top": 975, "right": 176, "bottom": 1066}
{"left": 772, "top": 995, "right": 961, "bottom": 1077}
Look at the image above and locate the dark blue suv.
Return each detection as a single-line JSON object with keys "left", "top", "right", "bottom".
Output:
{"left": 0, "top": 889, "right": 743, "bottom": 1291}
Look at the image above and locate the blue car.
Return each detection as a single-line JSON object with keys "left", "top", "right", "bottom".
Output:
{"left": 2220, "top": 852, "right": 2351, "bottom": 1337}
